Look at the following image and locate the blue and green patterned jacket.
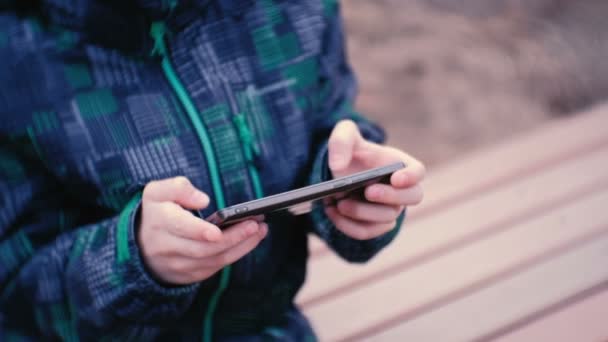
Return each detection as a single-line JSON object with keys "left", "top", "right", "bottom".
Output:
{"left": 0, "top": 0, "right": 401, "bottom": 340}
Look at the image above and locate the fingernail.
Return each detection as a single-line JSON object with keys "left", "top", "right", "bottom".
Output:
{"left": 194, "top": 191, "right": 209, "bottom": 204}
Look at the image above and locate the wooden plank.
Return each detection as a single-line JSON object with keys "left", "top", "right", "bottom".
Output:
{"left": 492, "top": 287, "right": 608, "bottom": 342}
{"left": 407, "top": 105, "right": 608, "bottom": 219}
{"left": 365, "top": 233, "right": 608, "bottom": 342}
{"left": 308, "top": 106, "right": 608, "bottom": 258}
{"left": 298, "top": 146, "right": 608, "bottom": 306}
{"left": 303, "top": 188, "right": 608, "bottom": 341}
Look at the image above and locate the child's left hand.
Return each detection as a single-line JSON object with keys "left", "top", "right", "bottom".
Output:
{"left": 325, "top": 120, "right": 426, "bottom": 240}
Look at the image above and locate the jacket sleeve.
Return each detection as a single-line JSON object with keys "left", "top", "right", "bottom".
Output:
{"left": 0, "top": 141, "right": 199, "bottom": 340}
{"left": 306, "top": 0, "right": 405, "bottom": 263}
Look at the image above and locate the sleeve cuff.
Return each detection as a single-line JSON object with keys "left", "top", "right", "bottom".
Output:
{"left": 307, "top": 143, "right": 405, "bottom": 263}
{"left": 128, "top": 198, "right": 201, "bottom": 296}
{"left": 113, "top": 193, "right": 200, "bottom": 322}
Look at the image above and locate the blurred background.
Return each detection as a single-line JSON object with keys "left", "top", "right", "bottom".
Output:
{"left": 343, "top": 0, "right": 608, "bottom": 165}
{"left": 301, "top": 1, "right": 608, "bottom": 341}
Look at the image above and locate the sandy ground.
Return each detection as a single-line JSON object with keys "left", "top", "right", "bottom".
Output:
{"left": 343, "top": 0, "right": 608, "bottom": 166}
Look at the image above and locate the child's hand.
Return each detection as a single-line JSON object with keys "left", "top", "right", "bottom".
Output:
{"left": 325, "top": 120, "right": 425, "bottom": 240}
{"left": 138, "top": 177, "right": 267, "bottom": 285}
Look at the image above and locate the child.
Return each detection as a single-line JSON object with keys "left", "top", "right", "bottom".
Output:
{"left": 0, "top": 0, "right": 424, "bottom": 340}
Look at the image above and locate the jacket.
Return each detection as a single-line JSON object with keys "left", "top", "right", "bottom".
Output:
{"left": 0, "top": 0, "right": 402, "bottom": 340}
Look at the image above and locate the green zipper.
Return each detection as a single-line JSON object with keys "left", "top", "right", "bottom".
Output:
{"left": 150, "top": 21, "right": 264, "bottom": 342}
{"left": 151, "top": 22, "right": 226, "bottom": 342}
{"left": 233, "top": 114, "right": 264, "bottom": 198}
{"left": 150, "top": 22, "right": 226, "bottom": 210}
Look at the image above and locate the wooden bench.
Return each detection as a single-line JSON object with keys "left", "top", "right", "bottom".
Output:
{"left": 298, "top": 105, "right": 608, "bottom": 341}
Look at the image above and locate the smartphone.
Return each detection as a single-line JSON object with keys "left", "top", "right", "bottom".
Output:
{"left": 204, "top": 162, "right": 406, "bottom": 227}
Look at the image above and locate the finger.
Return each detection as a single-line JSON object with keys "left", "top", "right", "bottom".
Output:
{"left": 202, "top": 220, "right": 262, "bottom": 256}
{"left": 155, "top": 233, "right": 217, "bottom": 259}
{"left": 325, "top": 207, "right": 396, "bottom": 241}
{"left": 201, "top": 223, "right": 268, "bottom": 268}
{"left": 328, "top": 120, "right": 363, "bottom": 172}
{"left": 157, "top": 202, "right": 222, "bottom": 242}
{"left": 336, "top": 199, "right": 402, "bottom": 223}
{"left": 355, "top": 144, "right": 426, "bottom": 187}
{"left": 365, "top": 183, "right": 424, "bottom": 206}
{"left": 173, "top": 220, "right": 263, "bottom": 258}
{"left": 336, "top": 197, "right": 402, "bottom": 222}
{"left": 160, "top": 220, "right": 262, "bottom": 259}
{"left": 143, "top": 176, "right": 210, "bottom": 209}
{"left": 390, "top": 158, "right": 426, "bottom": 188}
{"left": 249, "top": 215, "right": 265, "bottom": 222}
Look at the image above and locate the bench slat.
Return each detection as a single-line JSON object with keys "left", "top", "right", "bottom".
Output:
{"left": 407, "top": 106, "right": 608, "bottom": 219}
{"left": 304, "top": 188, "right": 608, "bottom": 341}
{"left": 365, "top": 232, "right": 608, "bottom": 342}
{"left": 299, "top": 145, "right": 608, "bottom": 307}
{"left": 493, "top": 287, "right": 608, "bottom": 342}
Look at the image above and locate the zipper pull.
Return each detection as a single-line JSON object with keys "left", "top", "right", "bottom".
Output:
{"left": 150, "top": 21, "right": 168, "bottom": 58}
{"left": 233, "top": 114, "right": 260, "bottom": 163}
{"left": 164, "top": 0, "right": 178, "bottom": 12}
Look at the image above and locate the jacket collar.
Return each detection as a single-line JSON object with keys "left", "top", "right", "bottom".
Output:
{"left": 29, "top": 0, "right": 254, "bottom": 55}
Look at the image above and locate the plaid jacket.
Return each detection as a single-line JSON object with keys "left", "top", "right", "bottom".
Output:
{"left": 0, "top": 0, "right": 402, "bottom": 340}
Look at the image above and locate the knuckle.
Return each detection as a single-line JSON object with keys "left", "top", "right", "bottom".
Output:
{"left": 187, "top": 245, "right": 206, "bottom": 259}
{"left": 328, "top": 135, "right": 346, "bottom": 149}
{"left": 385, "top": 209, "right": 399, "bottom": 221}
{"left": 238, "top": 227, "right": 250, "bottom": 241}
{"left": 168, "top": 259, "right": 186, "bottom": 274}
{"left": 173, "top": 176, "right": 192, "bottom": 191}
{"left": 139, "top": 230, "right": 160, "bottom": 255}
{"left": 351, "top": 206, "right": 364, "bottom": 219}
{"left": 414, "top": 161, "right": 427, "bottom": 181}
{"left": 355, "top": 230, "right": 371, "bottom": 241}
{"left": 193, "top": 268, "right": 214, "bottom": 282}
{"left": 349, "top": 226, "right": 368, "bottom": 241}
{"left": 193, "top": 250, "right": 207, "bottom": 259}
{"left": 178, "top": 275, "right": 196, "bottom": 285}
{"left": 207, "top": 255, "right": 226, "bottom": 268}
{"left": 142, "top": 181, "right": 159, "bottom": 200}
{"left": 178, "top": 262, "right": 192, "bottom": 274}
{"left": 165, "top": 274, "right": 184, "bottom": 284}
{"left": 383, "top": 221, "right": 396, "bottom": 231}
{"left": 381, "top": 189, "right": 395, "bottom": 204}
{"left": 221, "top": 235, "right": 237, "bottom": 249}
{"left": 160, "top": 203, "right": 179, "bottom": 222}
{"left": 327, "top": 208, "right": 340, "bottom": 224}
{"left": 192, "top": 228, "right": 207, "bottom": 241}
{"left": 390, "top": 205, "right": 402, "bottom": 217}
{"left": 340, "top": 119, "right": 357, "bottom": 130}
{"left": 412, "top": 186, "right": 424, "bottom": 205}
{"left": 338, "top": 201, "right": 353, "bottom": 216}
{"left": 219, "top": 253, "right": 232, "bottom": 266}
{"left": 226, "top": 230, "right": 245, "bottom": 246}
{"left": 421, "top": 164, "right": 427, "bottom": 178}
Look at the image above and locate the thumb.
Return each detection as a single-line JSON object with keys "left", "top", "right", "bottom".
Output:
{"left": 143, "top": 176, "right": 210, "bottom": 209}
{"left": 328, "top": 120, "right": 363, "bottom": 172}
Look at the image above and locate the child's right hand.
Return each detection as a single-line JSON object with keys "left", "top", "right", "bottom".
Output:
{"left": 137, "top": 176, "right": 268, "bottom": 285}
